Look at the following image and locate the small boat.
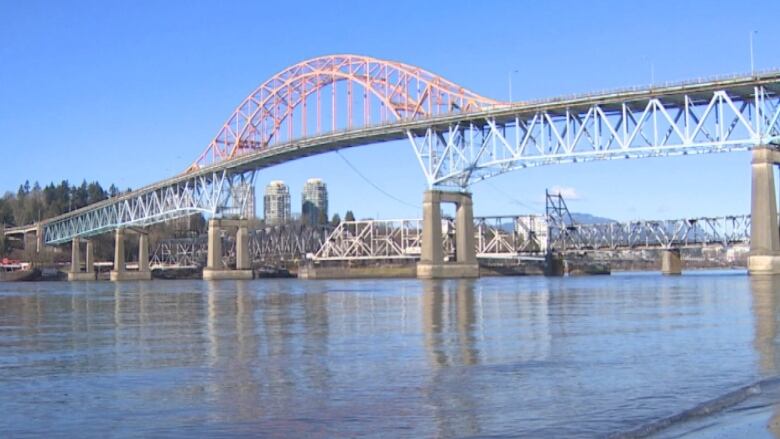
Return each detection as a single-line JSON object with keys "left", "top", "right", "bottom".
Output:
{"left": 0, "top": 260, "right": 40, "bottom": 281}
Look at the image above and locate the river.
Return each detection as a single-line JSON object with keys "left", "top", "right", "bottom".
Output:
{"left": 1, "top": 271, "right": 778, "bottom": 437}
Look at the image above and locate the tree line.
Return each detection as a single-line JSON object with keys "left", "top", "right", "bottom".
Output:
{"left": 0, "top": 180, "right": 130, "bottom": 227}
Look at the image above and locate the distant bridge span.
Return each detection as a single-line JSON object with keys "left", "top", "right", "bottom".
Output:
{"left": 5, "top": 55, "right": 780, "bottom": 250}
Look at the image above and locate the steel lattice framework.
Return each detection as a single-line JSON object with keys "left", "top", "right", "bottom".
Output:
{"left": 243, "top": 225, "right": 332, "bottom": 261}
{"left": 148, "top": 212, "right": 750, "bottom": 266}
{"left": 413, "top": 73, "right": 780, "bottom": 186}
{"left": 150, "top": 236, "right": 206, "bottom": 268}
{"left": 25, "top": 55, "right": 780, "bottom": 245}
{"left": 151, "top": 224, "right": 332, "bottom": 267}
{"left": 44, "top": 171, "right": 257, "bottom": 245}
{"left": 548, "top": 216, "right": 751, "bottom": 251}
{"left": 314, "top": 216, "right": 546, "bottom": 260}
{"left": 315, "top": 219, "right": 424, "bottom": 260}
{"left": 545, "top": 192, "right": 751, "bottom": 251}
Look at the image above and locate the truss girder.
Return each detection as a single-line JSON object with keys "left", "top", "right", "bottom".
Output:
{"left": 548, "top": 216, "right": 751, "bottom": 252}
{"left": 150, "top": 236, "right": 207, "bottom": 268}
{"left": 410, "top": 85, "right": 780, "bottom": 187}
{"left": 314, "top": 216, "right": 546, "bottom": 261}
{"left": 43, "top": 170, "right": 256, "bottom": 245}
{"left": 151, "top": 225, "right": 332, "bottom": 267}
{"left": 149, "top": 213, "right": 750, "bottom": 266}
{"left": 315, "top": 219, "right": 424, "bottom": 260}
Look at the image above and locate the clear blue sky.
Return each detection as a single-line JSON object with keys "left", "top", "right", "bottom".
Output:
{"left": 1, "top": 0, "right": 779, "bottom": 221}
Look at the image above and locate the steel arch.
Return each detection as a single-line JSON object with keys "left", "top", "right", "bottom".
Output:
{"left": 189, "top": 54, "right": 500, "bottom": 170}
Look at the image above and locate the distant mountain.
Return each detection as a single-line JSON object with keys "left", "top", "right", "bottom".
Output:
{"left": 569, "top": 212, "right": 616, "bottom": 224}
{"left": 485, "top": 212, "right": 615, "bottom": 232}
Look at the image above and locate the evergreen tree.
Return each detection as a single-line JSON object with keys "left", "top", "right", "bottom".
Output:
{"left": 87, "top": 181, "right": 107, "bottom": 204}
{"left": 0, "top": 179, "right": 122, "bottom": 226}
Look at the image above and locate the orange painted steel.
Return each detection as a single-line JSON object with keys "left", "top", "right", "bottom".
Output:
{"left": 188, "top": 55, "right": 500, "bottom": 172}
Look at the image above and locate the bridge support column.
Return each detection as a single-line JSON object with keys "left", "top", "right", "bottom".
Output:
{"left": 36, "top": 225, "right": 43, "bottom": 254}
{"left": 85, "top": 240, "right": 95, "bottom": 275}
{"left": 70, "top": 237, "right": 80, "bottom": 273}
{"left": 203, "top": 219, "right": 253, "bottom": 280}
{"left": 68, "top": 237, "right": 96, "bottom": 281}
{"left": 661, "top": 248, "right": 682, "bottom": 275}
{"left": 236, "top": 224, "right": 250, "bottom": 271}
{"left": 417, "top": 190, "right": 479, "bottom": 279}
{"left": 138, "top": 233, "right": 149, "bottom": 273}
{"left": 544, "top": 252, "right": 565, "bottom": 276}
{"left": 749, "top": 146, "right": 780, "bottom": 275}
{"left": 111, "top": 228, "right": 151, "bottom": 281}
{"left": 24, "top": 228, "right": 42, "bottom": 258}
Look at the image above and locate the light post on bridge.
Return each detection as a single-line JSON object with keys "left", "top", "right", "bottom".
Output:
{"left": 750, "top": 30, "right": 758, "bottom": 75}
{"left": 508, "top": 69, "right": 519, "bottom": 102}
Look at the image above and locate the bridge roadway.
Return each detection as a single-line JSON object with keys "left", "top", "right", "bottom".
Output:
{"left": 4, "top": 55, "right": 780, "bottom": 278}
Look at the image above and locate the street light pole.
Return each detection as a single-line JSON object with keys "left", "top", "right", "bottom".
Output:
{"left": 508, "top": 71, "right": 512, "bottom": 102}
{"left": 750, "top": 30, "right": 758, "bottom": 74}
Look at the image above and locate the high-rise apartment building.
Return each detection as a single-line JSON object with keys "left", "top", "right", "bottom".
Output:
{"left": 301, "top": 178, "right": 328, "bottom": 225}
{"left": 263, "top": 180, "right": 291, "bottom": 225}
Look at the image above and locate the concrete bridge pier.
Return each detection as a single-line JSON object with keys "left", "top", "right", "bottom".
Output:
{"left": 23, "top": 226, "right": 43, "bottom": 256}
{"left": 68, "top": 237, "right": 97, "bottom": 281}
{"left": 748, "top": 146, "right": 780, "bottom": 275}
{"left": 417, "top": 190, "right": 479, "bottom": 279}
{"left": 203, "top": 219, "right": 253, "bottom": 280}
{"left": 661, "top": 248, "right": 682, "bottom": 275}
{"left": 110, "top": 228, "right": 152, "bottom": 281}
{"left": 544, "top": 252, "right": 565, "bottom": 276}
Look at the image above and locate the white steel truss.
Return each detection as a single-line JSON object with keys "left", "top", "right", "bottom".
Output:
{"left": 44, "top": 170, "right": 256, "bottom": 245}
{"left": 315, "top": 219, "right": 424, "bottom": 260}
{"left": 150, "top": 224, "right": 332, "bottom": 267}
{"left": 475, "top": 216, "right": 546, "bottom": 257}
{"left": 409, "top": 81, "right": 780, "bottom": 187}
{"left": 314, "top": 216, "right": 547, "bottom": 260}
{"left": 150, "top": 236, "right": 206, "bottom": 268}
{"left": 548, "top": 216, "right": 751, "bottom": 251}
{"left": 243, "top": 225, "right": 332, "bottom": 262}
{"left": 146, "top": 213, "right": 750, "bottom": 265}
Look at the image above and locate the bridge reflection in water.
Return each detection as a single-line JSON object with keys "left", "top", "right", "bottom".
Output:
{"left": 0, "top": 275, "right": 779, "bottom": 436}
{"left": 752, "top": 275, "right": 780, "bottom": 437}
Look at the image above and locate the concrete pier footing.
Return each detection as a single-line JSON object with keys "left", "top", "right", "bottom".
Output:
{"left": 68, "top": 272, "right": 97, "bottom": 281}
{"left": 661, "top": 248, "right": 682, "bottom": 275}
{"left": 203, "top": 269, "right": 254, "bottom": 280}
{"left": 748, "top": 146, "right": 780, "bottom": 275}
{"left": 68, "top": 237, "right": 97, "bottom": 281}
{"left": 109, "top": 228, "right": 151, "bottom": 281}
{"left": 203, "top": 219, "right": 254, "bottom": 280}
{"left": 544, "top": 253, "right": 565, "bottom": 277}
{"left": 416, "top": 190, "right": 479, "bottom": 279}
{"left": 110, "top": 271, "right": 152, "bottom": 281}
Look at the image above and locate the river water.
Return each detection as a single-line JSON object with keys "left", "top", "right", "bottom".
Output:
{"left": 1, "top": 271, "right": 779, "bottom": 438}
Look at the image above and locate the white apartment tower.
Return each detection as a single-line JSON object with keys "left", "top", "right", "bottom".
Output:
{"left": 264, "top": 180, "right": 291, "bottom": 225}
{"left": 301, "top": 178, "right": 328, "bottom": 225}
